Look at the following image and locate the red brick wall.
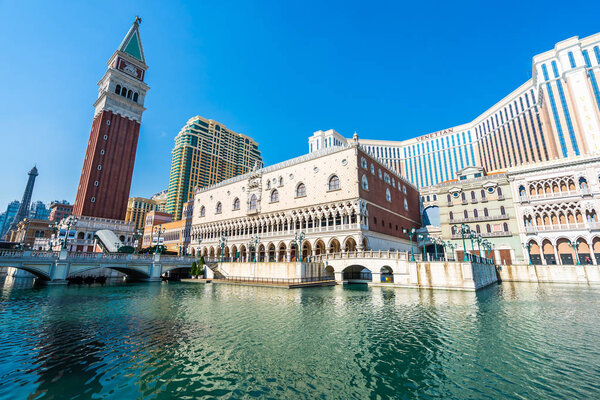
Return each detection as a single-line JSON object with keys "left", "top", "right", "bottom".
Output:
{"left": 73, "top": 110, "right": 140, "bottom": 220}
{"left": 356, "top": 150, "right": 421, "bottom": 239}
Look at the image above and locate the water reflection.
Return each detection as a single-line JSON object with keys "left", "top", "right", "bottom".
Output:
{"left": 0, "top": 282, "right": 599, "bottom": 399}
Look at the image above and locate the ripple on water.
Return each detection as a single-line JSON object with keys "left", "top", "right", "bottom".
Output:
{"left": 0, "top": 280, "right": 600, "bottom": 399}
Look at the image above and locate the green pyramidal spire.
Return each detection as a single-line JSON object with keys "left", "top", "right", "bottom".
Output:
{"left": 118, "top": 16, "right": 145, "bottom": 64}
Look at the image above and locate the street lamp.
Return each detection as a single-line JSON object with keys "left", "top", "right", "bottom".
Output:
{"left": 568, "top": 239, "right": 581, "bottom": 265}
{"left": 293, "top": 231, "right": 305, "bottom": 262}
{"left": 417, "top": 233, "right": 428, "bottom": 261}
{"left": 133, "top": 229, "right": 142, "bottom": 253}
{"left": 460, "top": 223, "right": 470, "bottom": 261}
{"left": 154, "top": 225, "right": 166, "bottom": 254}
{"left": 476, "top": 234, "right": 483, "bottom": 263}
{"left": 522, "top": 241, "right": 533, "bottom": 265}
{"left": 446, "top": 241, "right": 456, "bottom": 261}
{"left": 218, "top": 234, "right": 228, "bottom": 262}
{"left": 432, "top": 237, "right": 439, "bottom": 261}
{"left": 468, "top": 231, "right": 476, "bottom": 261}
{"left": 408, "top": 228, "right": 416, "bottom": 261}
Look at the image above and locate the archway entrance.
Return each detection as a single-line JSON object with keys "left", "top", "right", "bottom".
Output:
{"left": 278, "top": 243, "right": 286, "bottom": 262}
{"left": 557, "top": 238, "right": 574, "bottom": 265}
{"left": 329, "top": 239, "right": 341, "bottom": 254}
{"left": 381, "top": 266, "right": 393, "bottom": 283}
{"left": 342, "top": 265, "right": 372, "bottom": 282}
{"left": 315, "top": 240, "right": 326, "bottom": 256}
{"left": 268, "top": 244, "right": 276, "bottom": 262}
{"left": 344, "top": 237, "right": 357, "bottom": 253}
{"left": 302, "top": 241, "right": 312, "bottom": 261}
{"left": 542, "top": 240, "right": 556, "bottom": 265}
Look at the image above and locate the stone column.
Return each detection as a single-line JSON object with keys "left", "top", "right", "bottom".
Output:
{"left": 371, "top": 271, "right": 381, "bottom": 283}
{"left": 334, "top": 271, "right": 344, "bottom": 282}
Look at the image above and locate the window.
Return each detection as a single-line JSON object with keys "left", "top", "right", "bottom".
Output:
{"left": 97, "top": 165, "right": 102, "bottom": 171}
{"left": 503, "top": 222, "right": 509, "bottom": 232}
{"left": 328, "top": 175, "right": 340, "bottom": 191}
{"left": 91, "top": 197, "right": 96, "bottom": 203}
{"left": 471, "top": 191, "right": 475, "bottom": 200}
{"left": 216, "top": 202, "right": 222, "bottom": 214}
{"left": 121, "top": 86, "right": 127, "bottom": 96}
{"left": 249, "top": 195, "right": 257, "bottom": 210}
{"left": 464, "top": 210, "right": 468, "bottom": 218}
{"left": 266, "top": 180, "right": 271, "bottom": 189}
{"left": 500, "top": 206, "right": 505, "bottom": 215}
{"left": 497, "top": 187, "right": 503, "bottom": 196}
{"left": 103, "top": 135, "right": 108, "bottom": 140}
{"left": 361, "top": 157, "right": 367, "bottom": 168}
{"left": 106, "top": 120, "right": 110, "bottom": 126}
{"left": 100, "top": 150, "right": 105, "bottom": 155}
{"left": 486, "top": 224, "right": 491, "bottom": 233}
{"left": 476, "top": 225, "right": 481, "bottom": 233}
{"left": 296, "top": 183, "right": 306, "bottom": 197}
{"left": 374, "top": 217, "right": 378, "bottom": 224}
{"left": 370, "top": 164, "right": 375, "bottom": 174}
{"left": 278, "top": 176, "right": 283, "bottom": 186}
{"left": 404, "top": 199, "right": 408, "bottom": 211}
{"left": 270, "top": 189, "right": 279, "bottom": 203}
{"left": 127, "top": 90, "right": 133, "bottom": 99}
{"left": 461, "top": 192, "right": 466, "bottom": 200}
{"left": 378, "top": 169, "right": 382, "bottom": 179}
{"left": 403, "top": 185, "right": 407, "bottom": 194}
{"left": 447, "top": 194, "right": 451, "bottom": 203}
{"left": 200, "top": 206, "right": 205, "bottom": 217}
{"left": 449, "top": 211, "right": 454, "bottom": 220}
{"left": 484, "top": 208, "right": 489, "bottom": 217}
{"left": 385, "top": 188, "right": 391, "bottom": 202}
{"left": 133, "top": 93, "right": 139, "bottom": 102}
{"left": 392, "top": 178, "right": 395, "bottom": 187}
{"left": 481, "top": 189, "right": 486, "bottom": 198}
{"left": 361, "top": 175, "right": 369, "bottom": 190}
{"left": 94, "top": 181, "right": 99, "bottom": 187}
{"left": 115, "top": 84, "right": 121, "bottom": 94}
{"left": 384, "top": 173, "right": 390, "bottom": 183}
{"left": 474, "top": 209, "right": 478, "bottom": 217}
{"left": 233, "top": 198, "right": 240, "bottom": 210}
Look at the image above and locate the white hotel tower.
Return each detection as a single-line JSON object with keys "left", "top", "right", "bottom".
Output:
{"left": 309, "top": 32, "right": 600, "bottom": 188}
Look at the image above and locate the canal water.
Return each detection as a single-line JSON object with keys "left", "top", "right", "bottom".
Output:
{"left": 0, "top": 279, "right": 599, "bottom": 399}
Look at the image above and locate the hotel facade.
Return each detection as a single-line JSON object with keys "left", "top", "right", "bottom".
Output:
{"left": 166, "top": 116, "right": 263, "bottom": 221}
{"left": 309, "top": 33, "right": 600, "bottom": 189}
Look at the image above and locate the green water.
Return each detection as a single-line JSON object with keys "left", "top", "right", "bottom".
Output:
{"left": 0, "top": 280, "right": 599, "bottom": 399}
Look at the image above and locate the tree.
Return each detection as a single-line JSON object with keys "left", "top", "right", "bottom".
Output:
{"left": 191, "top": 261, "right": 197, "bottom": 277}
{"left": 198, "top": 256, "right": 205, "bottom": 277}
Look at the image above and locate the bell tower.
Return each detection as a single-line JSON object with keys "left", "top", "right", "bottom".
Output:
{"left": 73, "top": 17, "right": 149, "bottom": 220}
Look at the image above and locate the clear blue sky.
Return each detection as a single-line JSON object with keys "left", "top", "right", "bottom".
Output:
{"left": 1, "top": 0, "right": 599, "bottom": 212}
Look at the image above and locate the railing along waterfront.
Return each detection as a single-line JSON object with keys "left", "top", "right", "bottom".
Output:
{"left": 213, "top": 275, "right": 335, "bottom": 285}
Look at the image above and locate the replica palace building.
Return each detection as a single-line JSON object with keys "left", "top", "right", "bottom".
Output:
{"left": 190, "top": 135, "right": 420, "bottom": 261}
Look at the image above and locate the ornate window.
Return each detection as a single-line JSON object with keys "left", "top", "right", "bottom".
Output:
{"left": 474, "top": 209, "right": 478, "bottom": 217}
{"left": 278, "top": 176, "right": 283, "bottom": 186}
{"left": 481, "top": 189, "right": 486, "bottom": 198}
{"left": 471, "top": 191, "right": 476, "bottom": 200}
{"left": 133, "top": 93, "right": 139, "bottom": 102}
{"left": 200, "top": 206, "right": 205, "bottom": 217}
{"left": 361, "top": 175, "right": 369, "bottom": 190}
{"left": 503, "top": 222, "right": 509, "bottom": 232}
{"left": 403, "top": 185, "right": 407, "bottom": 194}
{"left": 270, "top": 189, "right": 279, "bottom": 203}
{"left": 404, "top": 198, "right": 409, "bottom": 211}
{"left": 378, "top": 169, "right": 383, "bottom": 179}
{"left": 484, "top": 208, "right": 489, "bottom": 217}
{"left": 115, "top": 84, "right": 121, "bottom": 94}
{"left": 266, "top": 180, "right": 271, "bottom": 189}
{"left": 233, "top": 198, "right": 240, "bottom": 210}
{"left": 216, "top": 202, "right": 222, "bottom": 214}
{"left": 464, "top": 210, "right": 468, "bottom": 218}
{"left": 328, "top": 175, "right": 340, "bottom": 191}
{"left": 121, "top": 86, "right": 127, "bottom": 97}
{"left": 449, "top": 211, "right": 454, "bottom": 220}
{"left": 497, "top": 187, "right": 503, "bottom": 196}
{"left": 296, "top": 183, "right": 306, "bottom": 197}
{"left": 361, "top": 157, "right": 368, "bottom": 169}
{"left": 384, "top": 173, "right": 391, "bottom": 184}
{"left": 500, "top": 206, "right": 505, "bottom": 215}
{"left": 447, "top": 194, "right": 451, "bottom": 202}
{"left": 249, "top": 195, "right": 257, "bottom": 210}
{"left": 392, "top": 178, "right": 395, "bottom": 187}
{"left": 385, "top": 188, "right": 391, "bottom": 202}
{"left": 486, "top": 224, "right": 491, "bottom": 233}
{"left": 370, "top": 164, "right": 375, "bottom": 174}
{"left": 476, "top": 225, "right": 481, "bottom": 233}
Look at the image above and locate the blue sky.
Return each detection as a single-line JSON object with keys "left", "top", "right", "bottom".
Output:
{"left": 1, "top": 0, "right": 599, "bottom": 212}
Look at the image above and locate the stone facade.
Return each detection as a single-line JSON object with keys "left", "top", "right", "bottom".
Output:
{"left": 508, "top": 155, "right": 600, "bottom": 265}
{"left": 420, "top": 166, "right": 523, "bottom": 264}
{"left": 189, "top": 139, "right": 420, "bottom": 261}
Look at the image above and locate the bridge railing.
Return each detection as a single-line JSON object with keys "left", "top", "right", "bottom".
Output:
{"left": 212, "top": 275, "right": 335, "bottom": 285}
{"left": 313, "top": 250, "right": 418, "bottom": 262}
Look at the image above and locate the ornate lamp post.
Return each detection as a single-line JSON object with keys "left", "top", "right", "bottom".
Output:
{"left": 460, "top": 223, "right": 470, "bottom": 261}
{"left": 154, "top": 225, "right": 165, "bottom": 254}
{"left": 468, "top": 231, "right": 476, "bottom": 261}
{"left": 196, "top": 237, "right": 203, "bottom": 259}
{"left": 476, "top": 234, "right": 483, "bottom": 262}
{"left": 522, "top": 241, "right": 533, "bottom": 265}
{"left": 408, "top": 228, "right": 416, "bottom": 261}
{"left": 218, "top": 234, "right": 228, "bottom": 262}
{"left": 446, "top": 241, "right": 456, "bottom": 261}
{"left": 568, "top": 240, "right": 581, "bottom": 265}
{"left": 62, "top": 217, "right": 79, "bottom": 250}
{"left": 293, "top": 231, "right": 306, "bottom": 262}
{"left": 417, "top": 233, "right": 428, "bottom": 261}
{"left": 432, "top": 237, "right": 439, "bottom": 261}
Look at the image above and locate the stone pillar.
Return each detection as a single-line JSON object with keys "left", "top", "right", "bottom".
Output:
{"left": 371, "top": 272, "right": 381, "bottom": 283}
{"left": 554, "top": 246, "right": 561, "bottom": 265}
{"left": 334, "top": 271, "right": 344, "bottom": 282}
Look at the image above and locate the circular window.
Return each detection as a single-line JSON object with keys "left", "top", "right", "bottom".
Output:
{"left": 106, "top": 120, "right": 111, "bottom": 126}
{"left": 103, "top": 135, "right": 108, "bottom": 140}
{"left": 341, "top": 159, "right": 347, "bottom": 166}
{"left": 487, "top": 187, "right": 495, "bottom": 194}
{"left": 100, "top": 149, "right": 105, "bottom": 155}
{"left": 97, "top": 165, "right": 102, "bottom": 171}
{"left": 289, "top": 174, "right": 294, "bottom": 179}
{"left": 91, "top": 197, "right": 96, "bottom": 203}
{"left": 452, "top": 192, "right": 459, "bottom": 198}
{"left": 242, "top": 187, "right": 246, "bottom": 192}
{"left": 313, "top": 167, "right": 319, "bottom": 173}
{"left": 94, "top": 181, "right": 99, "bottom": 186}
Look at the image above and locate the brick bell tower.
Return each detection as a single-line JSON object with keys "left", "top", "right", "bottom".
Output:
{"left": 73, "top": 17, "right": 149, "bottom": 221}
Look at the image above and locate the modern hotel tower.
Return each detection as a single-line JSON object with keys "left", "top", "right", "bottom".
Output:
{"left": 309, "top": 33, "right": 600, "bottom": 188}
{"left": 73, "top": 18, "right": 149, "bottom": 220}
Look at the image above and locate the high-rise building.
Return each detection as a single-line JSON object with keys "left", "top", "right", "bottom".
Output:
{"left": 308, "top": 32, "right": 600, "bottom": 189}
{"left": 29, "top": 201, "right": 50, "bottom": 220}
{"left": 151, "top": 190, "right": 167, "bottom": 212}
{"left": 0, "top": 201, "right": 20, "bottom": 239}
{"left": 73, "top": 17, "right": 149, "bottom": 220}
{"left": 8, "top": 166, "right": 38, "bottom": 233}
{"left": 125, "top": 196, "right": 161, "bottom": 231}
{"left": 166, "top": 115, "right": 262, "bottom": 220}
{"left": 48, "top": 201, "right": 73, "bottom": 222}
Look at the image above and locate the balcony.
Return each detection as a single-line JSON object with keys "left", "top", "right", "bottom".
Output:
{"left": 450, "top": 214, "right": 509, "bottom": 224}
{"left": 470, "top": 199, "right": 478, "bottom": 204}
{"left": 482, "top": 230, "right": 511, "bottom": 238}
{"left": 497, "top": 195, "right": 505, "bottom": 201}
{"left": 461, "top": 199, "right": 468, "bottom": 205}
{"left": 529, "top": 190, "right": 580, "bottom": 201}
{"left": 525, "top": 223, "right": 589, "bottom": 233}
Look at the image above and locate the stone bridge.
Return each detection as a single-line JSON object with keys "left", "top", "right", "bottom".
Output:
{"left": 0, "top": 249, "right": 195, "bottom": 284}
{"left": 313, "top": 250, "right": 497, "bottom": 291}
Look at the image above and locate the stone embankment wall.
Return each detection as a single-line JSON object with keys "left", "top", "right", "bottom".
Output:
{"left": 498, "top": 264, "right": 600, "bottom": 284}
{"left": 218, "top": 262, "right": 325, "bottom": 280}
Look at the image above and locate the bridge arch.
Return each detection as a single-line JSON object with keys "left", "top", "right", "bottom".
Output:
{"left": 5, "top": 265, "right": 51, "bottom": 281}
{"left": 342, "top": 264, "right": 372, "bottom": 282}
